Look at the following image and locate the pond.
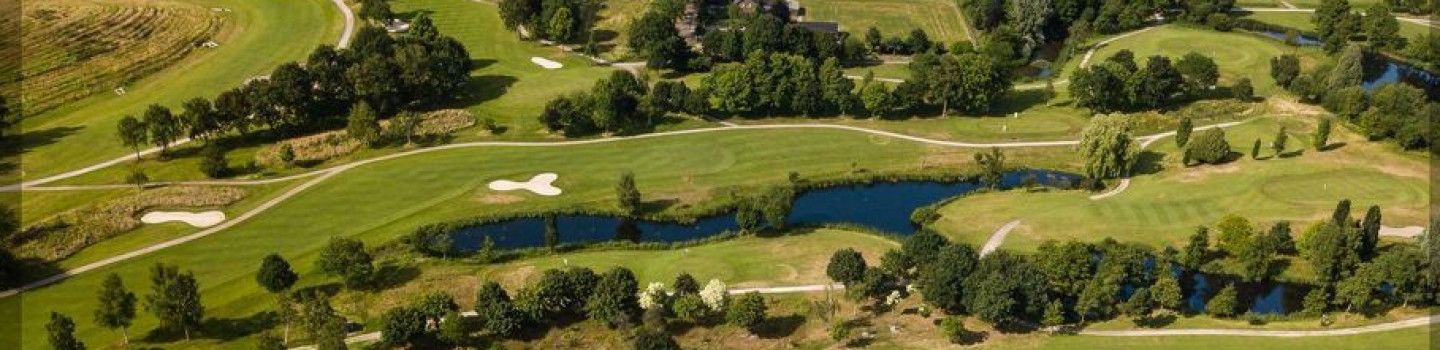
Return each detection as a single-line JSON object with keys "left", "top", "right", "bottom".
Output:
{"left": 451, "top": 169, "right": 1079, "bottom": 252}
{"left": 1256, "top": 29, "right": 1321, "bottom": 46}
{"left": 1362, "top": 59, "right": 1440, "bottom": 95}
{"left": 1182, "top": 271, "right": 1313, "bottom": 315}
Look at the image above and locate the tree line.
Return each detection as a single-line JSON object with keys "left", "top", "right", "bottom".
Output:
{"left": 497, "top": 0, "right": 602, "bottom": 47}
{"left": 114, "top": 17, "right": 473, "bottom": 174}
{"left": 1070, "top": 49, "right": 1227, "bottom": 113}
{"left": 822, "top": 201, "right": 1435, "bottom": 344}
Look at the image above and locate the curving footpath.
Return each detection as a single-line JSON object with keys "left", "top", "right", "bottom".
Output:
{"left": 1088, "top": 119, "right": 1248, "bottom": 200}
{"left": 979, "top": 220, "right": 1022, "bottom": 257}
{"left": 0, "top": 0, "right": 356, "bottom": 193}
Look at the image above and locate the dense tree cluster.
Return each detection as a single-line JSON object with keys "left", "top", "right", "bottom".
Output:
{"left": 1070, "top": 50, "right": 1220, "bottom": 112}
{"left": 863, "top": 27, "right": 936, "bottom": 55}
{"left": 539, "top": 71, "right": 676, "bottom": 136}
{"left": 498, "top": 0, "right": 600, "bottom": 44}
{"left": 701, "top": 12, "right": 869, "bottom": 64}
{"left": 703, "top": 53, "right": 860, "bottom": 117}
{"left": 1272, "top": 47, "right": 1440, "bottom": 151}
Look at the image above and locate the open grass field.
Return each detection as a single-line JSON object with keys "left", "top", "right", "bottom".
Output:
{"left": 12, "top": 0, "right": 343, "bottom": 184}
{"left": 5, "top": 128, "right": 1077, "bottom": 349}
{"left": 1238, "top": 11, "right": 1437, "bottom": 41}
{"left": 803, "top": 0, "right": 974, "bottom": 43}
{"left": 11, "top": 0, "right": 224, "bottom": 115}
{"left": 1060, "top": 26, "right": 1329, "bottom": 97}
{"left": 929, "top": 113, "right": 1429, "bottom": 252}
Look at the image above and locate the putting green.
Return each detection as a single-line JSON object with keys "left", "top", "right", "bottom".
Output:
{"left": 13, "top": 0, "right": 344, "bottom": 183}
{"left": 930, "top": 116, "right": 1428, "bottom": 251}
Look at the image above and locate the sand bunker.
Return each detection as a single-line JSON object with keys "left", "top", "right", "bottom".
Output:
{"left": 141, "top": 211, "right": 226, "bottom": 228}
{"left": 1380, "top": 226, "right": 1426, "bottom": 237}
{"left": 488, "top": 173, "right": 562, "bottom": 196}
{"left": 531, "top": 57, "right": 563, "bottom": 69}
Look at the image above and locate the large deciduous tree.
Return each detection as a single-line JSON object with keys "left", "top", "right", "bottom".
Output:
{"left": 1076, "top": 114, "right": 1135, "bottom": 180}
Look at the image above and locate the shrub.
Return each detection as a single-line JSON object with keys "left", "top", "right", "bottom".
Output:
{"left": 1186, "top": 128, "right": 1230, "bottom": 165}
{"left": 727, "top": 292, "right": 767, "bottom": 331}
{"left": 633, "top": 329, "right": 681, "bottom": 350}
{"left": 671, "top": 294, "right": 709, "bottom": 323}
{"left": 380, "top": 306, "right": 427, "bottom": 345}
{"left": 940, "top": 316, "right": 967, "bottom": 344}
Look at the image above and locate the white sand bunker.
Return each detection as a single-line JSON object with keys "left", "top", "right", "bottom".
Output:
{"left": 141, "top": 211, "right": 226, "bottom": 228}
{"left": 488, "top": 173, "right": 562, "bottom": 196}
{"left": 1380, "top": 226, "right": 1426, "bottom": 237}
{"left": 531, "top": 57, "right": 564, "bottom": 69}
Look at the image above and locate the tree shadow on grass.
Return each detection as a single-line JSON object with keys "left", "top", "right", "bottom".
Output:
{"left": 200, "top": 310, "right": 278, "bottom": 341}
{"left": 438, "top": 75, "right": 518, "bottom": 110}
{"left": 1131, "top": 150, "right": 1166, "bottom": 176}
{"left": 753, "top": 314, "right": 807, "bottom": 339}
{"left": 1133, "top": 313, "right": 1177, "bottom": 328}
{"left": 12, "top": 125, "right": 82, "bottom": 157}
{"left": 1317, "top": 142, "right": 1346, "bottom": 152}
{"left": 990, "top": 89, "right": 1052, "bottom": 115}
{"left": 369, "top": 264, "right": 422, "bottom": 291}
{"left": 1277, "top": 149, "right": 1306, "bottom": 158}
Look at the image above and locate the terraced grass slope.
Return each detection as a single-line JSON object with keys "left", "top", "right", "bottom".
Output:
{"left": 803, "top": 0, "right": 973, "bottom": 43}
{"left": 12, "top": 0, "right": 342, "bottom": 184}
{"left": 9, "top": 0, "right": 224, "bottom": 115}
{"left": 930, "top": 115, "right": 1428, "bottom": 251}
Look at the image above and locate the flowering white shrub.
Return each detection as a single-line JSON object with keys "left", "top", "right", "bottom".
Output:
{"left": 885, "top": 290, "right": 903, "bottom": 306}
{"left": 638, "top": 282, "right": 670, "bottom": 310}
{"left": 700, "top": 279, "right": 727, "bottom": 310}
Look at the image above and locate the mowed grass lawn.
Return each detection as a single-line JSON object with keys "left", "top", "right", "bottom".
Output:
{"left": 13, "top": 0, "right": 343, "bottom": 183}
{"left": 1032, "top": 327, "right": 1433, "bottom": 349}
{"left": 1239, "top": 11, "right": 1437, "bottom": 41}
{"left": 930, "top": 115, "right": 1428, "bottom": 251}
{"left": 1061, "top": 26, "right": 1329, "bottom": 96}
{"left": 7, "top": 128, "right": 1076, "bottom": 349}
{"left": 803, "top": 0, "right": 974, "bottom": 43}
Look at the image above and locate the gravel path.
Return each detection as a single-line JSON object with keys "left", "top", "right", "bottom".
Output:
{"left": 979, "top": 220, "right": 1022, "bottom": 257}
{"left": 1081, "top": 315, "right": 1438, "bottom": 337}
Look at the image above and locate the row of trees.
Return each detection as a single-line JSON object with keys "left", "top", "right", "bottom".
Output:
{"left": 699, "top": 12, "right": 870, "bottom": 65}
{"left": 538, "top": 70, "right": 678, "bottom": 136}
{"left": 1070, "top": 50, "right": 1222, "bottom": 112}
{"left": 114, "top": 19, "right": 472, "bottom": 159}
{"left": 49, "top": 264, "right": 206, "bottom": 350}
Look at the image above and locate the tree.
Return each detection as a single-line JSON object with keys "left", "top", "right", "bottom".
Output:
{"left": 633, "top": 329, "right": 682, "bottom": 350}
{"left": 389, "top": 111, "right": 422, "bottom": 145}
{"left": 1270, "top": 54, "right": 1301, "bottom": 87}
{"left": 674, "top": 272, "right": 700, "bottom": 295}
{"left": 1301, "top": 288, "right": 1331, "bottom": 316}
{"left": 1206, "top": 283, "right": 1239, "bottom": 317}
{"left": 1175, "top": 116, "right": 1193, "bottom": 147}
{"left": 145, "top": 263, "right": 204, "bottom": 340}
{"left": 346, "top": 102, "right": 381, "bottom": 146}
{"left": 474, "top": 281, "right": 522, "bottom": 336}
{"left": 1042, "top": 300, "right": 1066, "bottom": 327}
{"left": 826, "top": 248, "right": 867, "bottom": 286}
{"left": 1215, "top": 214, "right": 1254, "bottom": 256}
{"left": 547, "top": 7, "right": 576, "bottom": 43}
{"left": 859, "top": 78, "right": 892, "bottom": 118}
{"left": 974, "top": 147, "right": 1005, "bottom": 188}
{"left": 1077, "top": 114, "right": 1135, "bottom": 180}
{"left": 1180, "top": 226, "right": 1211, "bottom": 268}
{"left": 963, "top": 251, "right": 1048, "bottom": 326}
{"left": 818, "top": 58, "right": 855, "bottom": 115}
{"left": 415, "top": 292, "right": 460, "bottom": 323}
{"left": 919, "top": 244, "right": 978, "bottom": 313}
{"left": 359, "top": 0, "right": 394, "bottom": 23}
{"left": 1187, "top": 128, "right": 1230, "bottom": 165}
{"left": 1251, "top": 139, "right": 1262, "bottom": 159}
{"left": 587, "top": 267, "right": 641, "bottom": 327}
{"left": 143, "top": 104, "right": 181, "bottom": 154}
{"left": 616, "top": 172, "right": 641, "bottom": 214}
{"left": 1359, "top": 205, "right": 1381, "bottom": 260}
{"left": 1233, "top": 77, "right": 1253, "bottom": 101}
{"left": 1314, "top": 117, "right": 1333, "bottom": 149}
{"left": 48, "top": 312, "right": 85, "bottom": 350}
{"left": 1151, "top": 270, "right": 1183, "bottom": 312}
{"left": 1075, "top": 274, "right": 1120, "bottom": 322}
{"left": 1271, "top": 127, "right": 1289, "bottom": 157}
{"left": 116, "top": 116, "right": 149, "bottom": 161}
{"left": 381, "top": 306, "right": 428, "bottom": 345}
{"left": 94, "top": 273, "right": 137, "bottom": 344}
{"left": 1336, "top": 266, "right": 1380, "bottom": 313}
{"left": 1327, "top": 45, "right": 1365, "bottom": 92}
{"left": 437, "top": 310, "right": 470, "bottom": 345}
{"left": 700, "top": 279, "right": 728, "bottom": 310}
{"left": 317, "top": 237, "right": 374, "bottom": 288}
{"left": 1304, "top": 222, "right": 1361, "bottom": 285}
{"left": 1315, "top": 0, "right": 1359, "bottom": 53}
{"left": 1035, "top": 240, "right": 1095, "bottom": 298}
{"left": 498, "top": 0, "right": 541, "bottom": 33}
{"left": 628, "top": 11, "right": 690, "bottom": 69}
{"left": 1363, "top": 4, "right": 1405, "bottom": 50}
{"left": 199, "top": 143, "right": 229, "bottom": 178}
{"left": 296, "top": 292, "right": 347, "bottom": 350}
{"left": 1131, "top": 56, "right": 1185, "bottom": 108}
{"left": 1237, "top": 227, "right": 1279, "bottom": 282}
{"left": 727, "top": 292, "right": 767, "bottom": 331}
{"left": 1176, "top": 52, "right": 1219, "bottom": 92}
{"left": 1324, "top": 86, "right": 1369, "bottom": 119}
{"left": 1124, "top": 287, "right": 1152, "bottom": 316}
